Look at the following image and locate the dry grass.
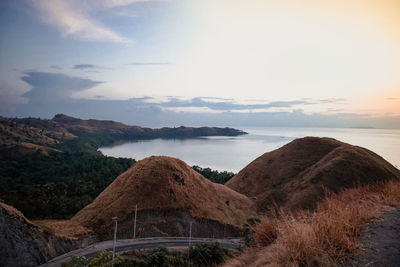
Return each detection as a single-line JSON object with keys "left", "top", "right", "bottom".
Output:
{"left": 251, "top": 218, "right": 278, "bottom": 247}
{"left": 224, "top": 179, "right": 400, "bottom": 267}
{"left": 0, "top": 201, "right": 31, "bottom": 223}
{"left": 33, "top": 219, "right": 93, "bottom": 240}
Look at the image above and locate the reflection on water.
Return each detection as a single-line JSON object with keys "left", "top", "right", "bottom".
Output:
{"left": 99, "top": 127, "right": 400, "bottom": 172}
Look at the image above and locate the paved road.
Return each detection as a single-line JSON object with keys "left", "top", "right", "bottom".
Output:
{"left": 42, "top": 238, "right": 244, "bottom": 266}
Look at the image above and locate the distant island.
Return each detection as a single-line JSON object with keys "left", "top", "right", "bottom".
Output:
{"left": 0, "top": 114, "right": 247, "bottom": 154}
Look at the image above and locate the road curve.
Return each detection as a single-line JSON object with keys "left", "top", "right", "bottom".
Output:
{"left": 41, "top": 237, "right": 244, "bottom": 266}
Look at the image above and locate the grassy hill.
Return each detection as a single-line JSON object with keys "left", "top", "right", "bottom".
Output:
{"left": 226, "top": 137, "right": 400, "bottom": 212}
{"left": 71, "top": 156, "right": 255, "bottom": 239}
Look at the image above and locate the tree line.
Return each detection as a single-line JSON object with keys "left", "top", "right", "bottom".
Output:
{"left": 0, "top": 150, "right": 134, "bottom": 219}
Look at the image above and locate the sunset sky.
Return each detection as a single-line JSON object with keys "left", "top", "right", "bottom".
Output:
{"left": 1, "top": 0, "right": 399, "bottom": 127}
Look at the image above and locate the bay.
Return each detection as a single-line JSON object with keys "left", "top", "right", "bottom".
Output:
{"left": 99, "top": 127, "right": 400, "bottom": 173}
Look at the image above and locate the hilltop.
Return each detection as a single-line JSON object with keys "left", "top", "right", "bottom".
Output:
{"left": 226, "top": 137, "right": 400, "bottom": 212}
{"left": 71, "top": 156, "right": 255, "bottom": 238}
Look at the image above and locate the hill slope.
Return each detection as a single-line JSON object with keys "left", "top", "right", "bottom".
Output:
{"left": 72, "top": 156, "right": 255, "bottom": 238}
{"left": 0, "top": 202, "right": 79, "bottom": 267}
{"left": 226, "top": 137, "right": 400, "bottom": 212}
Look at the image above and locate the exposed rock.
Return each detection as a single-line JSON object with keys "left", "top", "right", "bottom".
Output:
{"left": 0, "top": 202, "right": 78, "bottom": 267}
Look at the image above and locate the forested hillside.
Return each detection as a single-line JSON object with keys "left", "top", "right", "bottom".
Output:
{"left": 0, "top": 147, "right": 134, "bottom": 219}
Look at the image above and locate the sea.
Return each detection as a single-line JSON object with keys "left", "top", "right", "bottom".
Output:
{"left": 99, "top": 127, "right": 400, "bottom": 173}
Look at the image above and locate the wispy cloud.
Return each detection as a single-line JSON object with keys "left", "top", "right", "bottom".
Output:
{"left": 127, "top": 97, "right": 314, "bottom": 113}
{"left": 317, "top": 98, "right": 347, "bottom": 104}
{"left": 50, "top": 65, "right": 62, "bottom": 70}
{"left": 130, "top": 62, "right": 172, "bottom": 66}
{"left": 73, "top": 64, "right": 105, "bottom": 70}
{"left": 31, "top": 0, "right": 142, "bottom": 43}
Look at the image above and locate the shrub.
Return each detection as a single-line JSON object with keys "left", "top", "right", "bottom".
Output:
{"left": 189, "top": 242, "right": 229, "bottom": 266}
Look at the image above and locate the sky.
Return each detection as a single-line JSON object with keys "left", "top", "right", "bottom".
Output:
{"left": 1, "top": 0, "right": 400, "bottom": 128}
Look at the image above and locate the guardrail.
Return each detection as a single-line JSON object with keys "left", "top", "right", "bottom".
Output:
{"left": 44, "top": 237, "right": 245, "bottom": 266}
{"left": 115, "top": 236, "right": 244, "bottom": 243}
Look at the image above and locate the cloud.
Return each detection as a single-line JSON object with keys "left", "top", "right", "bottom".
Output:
{"left": 73, "top": 64, "right": 104, "bottom": 70}
{"left": 150, "top": 97, "right": 313, "bottom": 112}
{"left": 161, "top": 106, "right": 224, "bottom": 114}
{"left": 50, "top": 65, "right": 62, "bottom": 70}
{"left": 84, "top": 70, "right": 101, "bottom": 73}
{"left": 32, "top": 0, "right": 133, "bottom": 43}
{"left": 7, "top": 86, "right": 400, "bottom": 129}
{"left": 317, "top": 98, "right": 347, "bottom": 104}
{"left": 100, "top": 0, "right": 149, "bottom": 8}
{"left": 21, "top": 72, "right": 102, "bottom": 102}
{"left": 130, "top": 62, "right": 172, "bottom": 66}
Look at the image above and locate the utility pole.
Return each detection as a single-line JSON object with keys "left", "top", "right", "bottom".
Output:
{"left": 112, "top": 216, "right": 118, "bottom": 264}
{"left": 133, "top": 204, "right": 137, "bottom": 239}
{"left": 223, "top": 219, "right": 228, "bottom": 239}
{"left": 188, "top": 221, "right": 193, "bottom": 249}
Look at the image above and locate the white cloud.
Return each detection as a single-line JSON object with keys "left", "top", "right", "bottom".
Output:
{"left": 31, "top": 0, "right": 143, "bottom": 43}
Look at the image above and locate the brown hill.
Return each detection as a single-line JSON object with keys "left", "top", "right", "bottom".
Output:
{"left": 72, "top": 156, "right": 255, "bottom": 238}
{"left": 226, "top": 137, "right": 400, "bottom": 212}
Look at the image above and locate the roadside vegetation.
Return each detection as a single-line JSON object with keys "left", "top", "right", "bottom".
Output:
{"left": 225, "top": 179, "right": 400, "bottom": 266}
{"left": 61, "top": 243, "right": 232, "bottom": 267}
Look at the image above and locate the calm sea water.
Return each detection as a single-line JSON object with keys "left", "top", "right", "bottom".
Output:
{"left": 99, "top": 127, "right": 400, "bottom": 173}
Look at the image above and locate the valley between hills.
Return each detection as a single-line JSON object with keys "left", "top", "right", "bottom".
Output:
{"left": 1, "top": 115, "right": 400, "bottom": 267}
